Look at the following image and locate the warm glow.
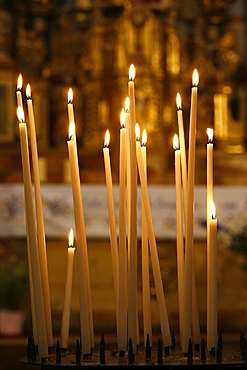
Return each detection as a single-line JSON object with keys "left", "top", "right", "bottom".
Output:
{"left": 135, "top": 123, "right": 140, "bottom": 141}
{"left": 129, "top": 64, "right": 136, "bottom": 81}
{"left": 206, "top": 128, "right": 214, "bottom": 143}
{"left": 68, "top": 88, "right": 73, "bottom": 103}
{"left": 17, "top": 74, "right": 23, "bottom": 90}
{"left": 69, "top": 120, "right": 75, "bottom": 139}
{"left": 125, "top": 96, "right": 130, "bottom": 112}
{"left": 104, "top": 129, "right": 110, "bottom": 147}
{"left": 173, "top": 134, "right": 179, "bottom": 150}
{"left": 210, "top": 201, "right": 216, "bottom": 219}
{"left": 120, "top": 108, "right": 125, "bottom": 128}
{"left": 192, "top": 69, "right": 199, "bottom": 87}
{"left": 142, "top": 129, "right": 147, "bottom": 146}
{"left": 17, "top": 106, "right": 25, "bottom": 123}
{"left": 26, "top": 84, "right": 31, "bottom": 99}
{"left": 176, "top": 92, "right": 182, "bottom": 110}
{"left": 68, "top": 228, "right": 75, "bottom": 248}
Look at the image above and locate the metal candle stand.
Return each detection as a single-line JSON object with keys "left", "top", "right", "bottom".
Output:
{"left": 20, "top": 331, "right": 247, "bottom": 368}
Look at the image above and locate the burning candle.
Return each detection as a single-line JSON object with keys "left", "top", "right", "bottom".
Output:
{"left": 61, "top": 228, "right": 75, "bottom": 351}
{"left": 26, "top": 84, "right": 53, "bottom": 348}
{"left": 208, "top": 201, "right": 218, "bottom": 351}
{"left": 68, "top": 88, "right": 75, "bottom": 129}
{"left": 16, "top": 74, "right": 23, "bottom": 108}
{"left": 17, "top": 107, "right": 48, "bottom": 358}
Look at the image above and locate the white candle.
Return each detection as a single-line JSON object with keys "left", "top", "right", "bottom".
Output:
{"left": 173, "top": 134, "right": 184, "bottom": 344}
{"left": 128, "top": 64, "right": 138, "bottom": 352}
{"left": 141, "top": 129, "right": 152, "bottom": 347}
{"left": 67, "top": 124, "right": 93, "bottom": 354}
{"left": 16, "top": 74, "right": 23, "bottom": 108}
{"left": 118, "top": 110, "right": 128, "bottom": 351}
{"left": 17, "top": 107, "right": 48, "bottom": 358}
{"left": 182, "top": 69, "right": 199, "bottom": 354}
{"left": 26, "top": 84, "right": 53, "bottom": 348}
{"left": 136, "top": 137, "right": 171, "bottom": 348}
{"left": 208, "top": 201, "right": 218, "bottom": 351}
{"left": 61, "top": 228, "right": 75, "bottom": 350}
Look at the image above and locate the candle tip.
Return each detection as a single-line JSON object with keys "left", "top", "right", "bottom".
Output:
{"left": 210, "top": 200, "right": 216, "bottom": 219}
{"left": 120, "top": 108, "right": 125, "bottom": 128}
{"left": 206, "top": 128, "right": 214, "bottom": 143}
{"left": 26, "top": 84, "right": 31, "bottom": 99}
{"left": 68, "top": 228, "right": 74, "bottom": 248}
{"left": 125, "top": 96, "right": 130, "bottom": 112}
{"left": 192, "top": 69, "right": 199, "bottom": 87}
{"left": 68, "top": 88, "right": 73, "bottom": 103}
{"left": 17, "top": 106, "right": 25, "bottom": 123}
{"left": 17, "top": 74, "right": 23, "bottom": 90}
{"left": 104, "top": 129, "right": 110, "bottom": 147}
{"left": 173, "top": 134, "right": 179, "bottom": 150}
{"left": 129, "top": 64, "right": 136, "bottom": 81}
{"left": 68, "top": 120, "right": 75, "bottom": 140}
{"left": 176, "top": 93, "right": 182, "bottom": 110}
{"left": 142, "top": 129, "right": 147, "bottom": 146}
{"left": 135, "top": 123, "right": 140, "bottom": 141}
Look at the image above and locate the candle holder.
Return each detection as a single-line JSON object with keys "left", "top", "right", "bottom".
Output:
{"left": 20, "top": 331, "right": 247, "bottom": 369}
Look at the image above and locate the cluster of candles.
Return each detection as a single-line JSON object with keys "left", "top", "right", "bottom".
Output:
{"left": 15, "top": 64, "right": 218, "bottom": 360}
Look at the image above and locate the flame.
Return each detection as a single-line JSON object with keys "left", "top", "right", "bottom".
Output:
{"left": 104, "top": 129, "right": 110, "bottom": 147}
{"left": 125, "top": 96, "right": 130, "bottom": 112}
{"left": 135, "top": 123, "right": 140, "bottom": 141}
{"left": 192, "top": 69, "right": 199, "bottom": 87}
{"left": 120, "top": 108, "right": 125, "bottom": 128}
{"left": 26, "top": 84, "right": 31, "bottom": 99}
{"left": 68, "top": 88, "right": 73, "bottom": 103}
{"left": 69, "top": 121, "right": 75, "bottom": 139}
{"left": 129, "top": 64, "right": 136, "bottom": 81}
{"left": 210, "top": 200, "right": 216, "bottom": 219}
{"left": 176, "top": 92, "right": 182, "bottom": 110}
{"left": 68, "top": 228, "right": 74, "bottom": 248}
{"left": 17, "top": 106, "right": 25, "bottom": 122}
{"left": 173, "top": 134, "right": 179, "bottom": 150}
{"left": 17, "top": 74, "right": 23, "bottom": 90}
{"left": 206, "top": 128, "right": 214, "bottom": 143}
{"left": 142, "top": 129, "right": 147, "bottom": 146}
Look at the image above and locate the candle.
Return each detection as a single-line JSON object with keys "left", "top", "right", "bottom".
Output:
{"left": 208, "top": 201, "right": 218, "bottom": 351}
{"left": 173, "top": 134, "right": 184, "bottom": 343}
{"left": 141, "top": 129, "right": 152, "bottom": 347}
{"left": 17, "top": 107, "right": 48, "bottom": 358}
{"left": 67, "top": 122, "right": 93, "bottom": 354}
{"left": 103, "top": 130, "right": 119, "bottom": 334}
{"left": 118, "top": 110, "right": 128, "bottom": 351}
{"left": 182, "top": 69, "right": 199, "bottom": 354}
{"left": 26, "top": 84, "right": 53, "bottom": 348}
{"left": 16, "top": 74, "right": 23, "bottom": 108}
{"left": 60, "top": 228, "right": 75, "bottom": 351}
{"left": 128, "top": 64, "right": 138, "bottom": 352}
{"left": 68, "top": 88, "right": 75, "bottom": 129}
{"left": 136, "top": 133, "right": 171, "bottom": 348}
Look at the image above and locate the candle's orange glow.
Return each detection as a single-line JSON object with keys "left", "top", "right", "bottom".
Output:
{"left": 206, "top": 128, "right": 214, "bottom": 143}
{"left": 125, "top": 96, "right": 130, "bottom": 112}
{"left": 69, "top": 121, "right": 75, "bottom": 139}
{"left": 176, "top": 93, "right": 182, "bottom": 110}
{"left": 135, "top": 123, "right": 140, "bottom": 141}
{"left": 192, "top": 69, "right": 199, "bottom": 87}
{"left": 68, "top": 228, "right": 75, "bottom": 248}
{"left": 17, "top": 106, "right": 25, "bottom": 122}
{"left": 210, "top": 200, "right": 216, "bottom": 219}
{"left": 142, "top": 129, "right": 147, "bottom": 146}
{"left": 17, "top": 74, "right": 23, "bottom": 90}
{"left": 120, "top": 108, "right": 125, "bottom": 128}
{"left": 129, "top": 64, "right": 136, "bottom": 81}
{"left": 173, "top": 134, "right": 179, "bottom": 150}
{"left": 26, "top": 84, "right": 31, "bottom": 99}
{"left": 68, "top": 88, "right": 73, "bottom": 103}
{"left": 104, "top": 129, "right": 110, "bottom": 147}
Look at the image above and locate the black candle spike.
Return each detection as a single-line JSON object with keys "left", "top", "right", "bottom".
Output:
{"left": 164, "top": 345, "right": 170, "bottom": 356}
{"left": 76, "top": 339, "right": 81, "bottom": 365}
{"left": 128, "top": 337, "right": 134, "bottom": 364}
{"left": 157, "top": 338, "right": 163, "bottom": 365}
{"left": 240, "top": 330, "right": 245, "bottom": 351}
{"left": 56, "top": 339, "right": 61, "bottom": 364}
{"left": 48, "top": 346, "right": 52, "bottom": 355}
{"left": 200, "top": 338, "right": 206, "bottom": 362}
{"left": 241, "top": 335, "right": 247, "bottom": 362}
{"left": 187, "top": 338, "right": 193, "bottom": 364}
{"left": 30, "top": 337, "right": 36, "bottom": 361}
{"left": 100, "top": 332, "right": 105, "bottom": 349}
{"left": 171, "top": 330, "right": 176, "bottom": 350}
{"left": 195, "top": 342, "right": 200, "bottom": 352}
{"left": 100, "top": 335, "right": 106, "bottom": 365}
{"left": 216, "top": 343, "right": 222, "bottom": 363}
{"left": 145, "top": 334, "right": 152, "bottom": 359}
{"left": 210, "top": 347, "right": 216, "bottom": 357}
{"left": 218, "top": 331, "right": 223, "bottom": 350}
{"left": 27, "top": 336, "right": 31, "bottom": 359}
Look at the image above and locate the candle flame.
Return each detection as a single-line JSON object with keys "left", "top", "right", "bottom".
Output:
{"left": 26, "top": 84, "right": 31, "bottom": 99}
{"left": 135, "top": 123, "right": 140, "bottom": 141}
{"left": 69, "top": 121, "right": 75, "bottom": 139}
{"left": 173, "top": 134, "right": 179, "bottom": 150}
{"left": 68, "top": 88, "right": 73, "bottom": 103}
{"left": 142, "top": 129, "right": 147, "bottom": 146}
{"left": 176, "top": 92, "right": 182, "bottom": 110}
{"left": 17, "top": 74, "right": 23, "bottom": 90}
{"left": 206, "top": 128, "right": 214, "bottom": 143}
{"left": 120, "top": 108, "right": 125, "bottom": 128}
{"left": 125, "top": 96, "right": 130, "bottom": 112}
{"left": 68, "top": 228, "right": 74, "bottom": 248}
{"left": 129, "top": 64, "right": 136, "bottom": 81}
{"left": 104, "top": 129, "right": 110, "bottom": 147}
{"left": 210, "top": 200, "right": 216, "bottom": 219}
{"left": 17, "top": 106, "right": 25, "bottom": 123}
{"left": 192, "top": 69, "right": 199, "bottom": 87}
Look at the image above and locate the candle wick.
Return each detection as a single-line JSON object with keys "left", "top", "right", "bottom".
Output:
{"left": 68, "top": 100, "right": 72, "bottom": 104}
